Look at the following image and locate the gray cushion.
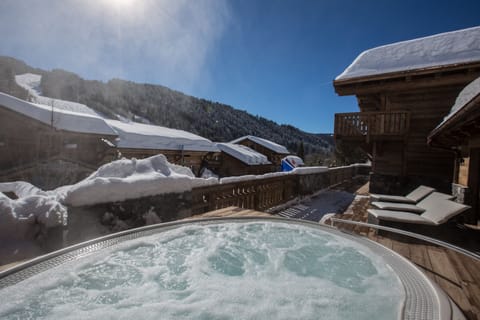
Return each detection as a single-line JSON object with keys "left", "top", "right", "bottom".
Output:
{"left": 371, "top": 201, "right": 425, "bottom": 213}
{"left": 420, "top": 199, "right": 470, "bottom": 225}
{"left": 370, "top": 194, "right": 416, "bottom": 204}
{"left": 405, "top": 185, "right": 436, "bottom": 202}
{"left": 370, "top": 185, "right": 435, "bottom": 204}
{"left": 367, "top": 209, "right": 434, "bottom": 225}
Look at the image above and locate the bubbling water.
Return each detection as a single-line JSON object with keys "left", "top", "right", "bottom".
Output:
{"left": 0, "top": 222, "right": 404, "bottom": 319}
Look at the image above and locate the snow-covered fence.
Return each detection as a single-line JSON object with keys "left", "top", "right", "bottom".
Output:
{"left": 191, "top": 164, "right": 370, "bottom": 214}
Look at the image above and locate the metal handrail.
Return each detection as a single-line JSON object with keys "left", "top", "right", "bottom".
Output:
{"left": 329, "top": 218, "right": 480, "bottom": 261}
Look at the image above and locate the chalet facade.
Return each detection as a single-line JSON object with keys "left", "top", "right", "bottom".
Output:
{"left": 215, "top": 143, "right": 274, "bottom": 177}
{"left": 105, "top": 120, "right": 220, "bottom": 176}
{"left": 230, "top": 135, "right": 290, "bottom": 168}
{"left": 428, "top": 76, "right": 480, "bottom": 223}
{"left": 0, "top": 92, "right": 117, "bottom": 188}
{"left": 334, "top": 26, "right": 480, "bottom": 194}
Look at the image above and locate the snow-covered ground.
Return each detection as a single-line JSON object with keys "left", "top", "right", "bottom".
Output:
{"left": 15, "top": 73, "right": 100, "bottom": 116}
{"left": 0, "top": 182, "right": 68, "bottom": 264}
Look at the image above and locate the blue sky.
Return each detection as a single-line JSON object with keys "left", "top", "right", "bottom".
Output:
{"left": 1, "top": 0, "right": 479, "bottom": 133}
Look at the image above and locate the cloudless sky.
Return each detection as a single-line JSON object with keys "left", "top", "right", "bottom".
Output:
{"left": 1, "top": 0, "right": 479, "bottom": 133}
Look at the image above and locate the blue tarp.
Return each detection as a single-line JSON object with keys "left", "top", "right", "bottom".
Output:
{"left": 281, "top": 155, "right": 304, "bottom": 172}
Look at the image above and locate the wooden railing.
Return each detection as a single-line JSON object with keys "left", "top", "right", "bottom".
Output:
{"left": 191, "top": 164, "right": 370, "bottom": 215}
{"left": 334, "top": 111, "right": 410, "bottom": 141}
{"left": 192, "top": 176, "right": 297, "bottom": 214}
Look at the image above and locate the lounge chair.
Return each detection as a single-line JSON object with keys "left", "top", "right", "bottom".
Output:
{"left": 368, "top": 198, "right": 470, "bottom": 226}
{"left": 371, "top": 192, "right": 454, "bottom": 214}
{"left": 370, "top": 185, "right": 435, "bottom": 204}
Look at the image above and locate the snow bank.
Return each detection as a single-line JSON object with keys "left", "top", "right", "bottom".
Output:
{"left": 0, "top": 181, "right": 47, "bottom": 198}
{"left": 15, "top": 73, "right": 100, "bottom": 116}
{"left": 216, "top": 142, "right": 271, "bottom": 165}
{"left": 0, "top": 92, "right": 116, "bottom": 136}
{"left": 0, "top": 193, "right": 67, "bottom": 240}
{"left": 106, "top": 119, "right": 219, "bottom": 152}
{"left": 337, "top": 26, "right": 480, "bottom": 80}
{"left": 231, "top": 135, "right": 290, "bottom": 154}
{"left": 60, "top": 154, "right": 217, "bottom": 207}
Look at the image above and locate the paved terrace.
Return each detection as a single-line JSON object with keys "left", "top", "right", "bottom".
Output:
{"left": 193, "top": 179, "right": 480, "bottom": 320}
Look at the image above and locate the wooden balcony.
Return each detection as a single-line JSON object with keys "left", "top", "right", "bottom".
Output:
{"left": 334, "top": 111, "right": 410, "bottom": 142}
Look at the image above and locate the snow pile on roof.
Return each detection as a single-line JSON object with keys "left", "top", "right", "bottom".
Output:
{"left": 0, "top": 183, "right": 68, "bottom": 241}
{"left": 15, "top": 73, "right": 100, "bottom": 116}
{"left": 231, "top": 135, "right": 290, "bottom": 154}
{"left": 106, "top": 119, "right": 219, "bottom": 152}
{"left": 337, "top": 26, "right": 480, "bottom": 80}
{"left": 0, "top": 92, "right": 117, "bottom": 136}
{"left": 435, "top": 76, "right": 480, "bottom": 129}
{"left": 216, "top": 143, "right": 271, "bottom": 165}
{"left": 59, "top": 154, "right": 218, "bottom": 207}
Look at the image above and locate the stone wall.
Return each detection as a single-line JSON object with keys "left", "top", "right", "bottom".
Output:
{"left": 65, "top": 192, "right": 192, "bottom": 246}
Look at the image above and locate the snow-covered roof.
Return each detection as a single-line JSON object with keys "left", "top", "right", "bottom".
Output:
{"left": 230, "top": 135, "right": 290, "bottom": 154}
{"left": 337, "top": 26, "right": 480, "bottom": 81}
{"left": 0, "top": 92, "right": 117, "bottom": 136}
{"left": 15, "top": 73, "right": 100, "bottom": 116}
{"left": 433, "top": 76, "right": 480, "bottom": 131}
{"left": 216, "top": 143, "right": 271, "bottom": 165}
{"left": 106, "top": 119, "right": 219, "bottom": 152}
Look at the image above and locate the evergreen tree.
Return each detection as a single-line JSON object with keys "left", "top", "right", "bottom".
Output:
{"left": 297, "top": 140, "right": 305, "bottom": 159}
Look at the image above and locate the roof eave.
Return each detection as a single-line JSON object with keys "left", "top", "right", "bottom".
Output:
{"left": 428, "top": 94, "right": 480, "bottom": 146}
{"left": 334, "top": 61, "right": 480, "bottom": 95}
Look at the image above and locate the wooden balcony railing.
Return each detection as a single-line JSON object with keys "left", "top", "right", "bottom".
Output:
{"left": 334, "top": 111, "right": 410, "bottom": 142}
{"left": 191, "top": 164, "right": 371, "bottom": 215}
{"left": 191, "top": 176, "right": 297, "bottom": 214}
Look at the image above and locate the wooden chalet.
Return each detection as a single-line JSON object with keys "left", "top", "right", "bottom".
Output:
{"left": 333, "top": 26, "right": 480, "bottom": 194}
{"left": 105, "top": 120, "right": 220, "bottom": 176}
{"left": 215, "top": 142, "right": 275, "bottom": 177}
{"left": 0, "top": 92, "right": 117, "bottom": 188}
{"left": 428, "top": 76, "right": 480, "bottom": 224}
{"left": 230, "top": 135, "right": 290, "bottom": 168}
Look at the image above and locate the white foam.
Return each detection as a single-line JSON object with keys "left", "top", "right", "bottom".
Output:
{"left": 0, "top": 222, "right": 404, "bottom": 319}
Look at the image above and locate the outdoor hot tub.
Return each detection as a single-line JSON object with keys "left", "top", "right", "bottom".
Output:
{"left": 0, "top": 217, "right": 463, "bottom": 319}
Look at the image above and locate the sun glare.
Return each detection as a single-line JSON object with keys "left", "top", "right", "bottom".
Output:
{"left": 105, "top": 0, "right": 135, "bottom": 10}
